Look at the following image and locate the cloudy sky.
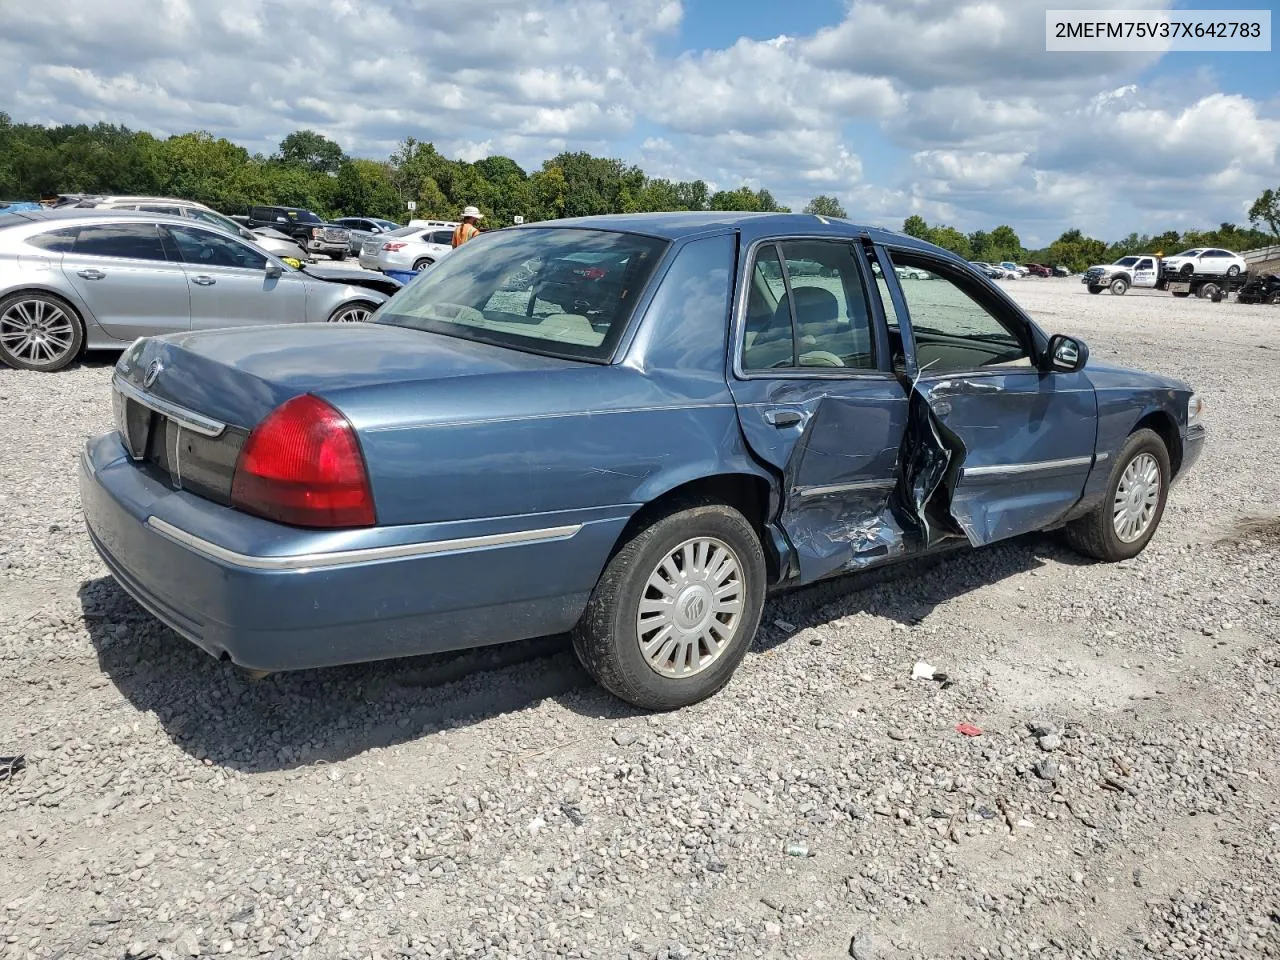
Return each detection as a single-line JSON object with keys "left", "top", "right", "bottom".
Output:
{"left": 1, "top": 0, "right": 1276, "bottom": 245}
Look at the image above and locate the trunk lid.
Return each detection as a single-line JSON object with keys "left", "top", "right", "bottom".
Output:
{"left": 111, "top": 322, "right": 584, "bottom": 509}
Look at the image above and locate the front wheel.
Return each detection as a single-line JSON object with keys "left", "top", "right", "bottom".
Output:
{"left": 1227, "top": 265, "right": 1241, "bottom": 277}
{"left": 1110, "top": 277, "right": 1129, "bottom": 296}
{"left": 572, "top": 503, "right": 766, "bottom": 711}
{"left": 327, "top": 301, "right": 376, "bottom": 323}
{"left": 1064, "top": 428, "right": 1171, "bottom": 562}
{"left": 1087, "top": 285, "right": 1103, "bottom": 295}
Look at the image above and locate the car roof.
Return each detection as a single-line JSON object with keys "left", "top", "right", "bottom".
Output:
{"left": 0, "top": 209, "right": 239, "bottom": 235}
{"left": 516, "top": 211, "right": 948, "bottom": 253}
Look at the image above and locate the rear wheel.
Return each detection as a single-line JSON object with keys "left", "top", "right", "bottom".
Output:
{"left": 1064, "top": 428, "right": 1170, "bottom": 562}
{"left": 0, "top": 291, "right": 85, "bottom": 372}
{"left": 1171, "top": 291, "right": 1191, "bottom": 298}
{"left": 327, "top": 301, "right": 375, "bottom": 323}
{"left": 571, "top": 502, "right": 766, "bottom": 711}
{"left": 1198, "top": 283, "right": 1219, "bottom": 300}
{"left": 412, "top": 258, "right": 434, "bottom": 271}
{"left": 1109, "top": 276, "right": 1130, "bottom": 296}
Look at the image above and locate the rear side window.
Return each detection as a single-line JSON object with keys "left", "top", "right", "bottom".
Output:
{"left": 429, "top": 230, "right": 454, "bottom": 244}
{"left": 26, "top": 228, "right": 79, "bottom": 253}
{"left": 72, "top": 223, "right": 168, "bottom": 261}
{"left": 741, "top": 239, "right": 876, "bottom": 372}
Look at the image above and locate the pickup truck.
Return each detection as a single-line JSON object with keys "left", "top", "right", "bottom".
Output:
{"left": 1081, "top": 255, "right": 1160, "bottom": 295}
{"left": 245, "top": 205, "right": 351, "bottom": 260}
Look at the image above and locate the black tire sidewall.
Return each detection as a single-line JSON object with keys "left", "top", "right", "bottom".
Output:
{"left": 575, "top": 504, "right": 766, "bottom": 711}
{"left": 1097, "top": 430, "right": 1172, "bottom": 560}
{"left": 0, "top": 291, "right": 85, "bottom": 372}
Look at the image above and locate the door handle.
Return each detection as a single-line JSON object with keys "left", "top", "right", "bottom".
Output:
{"left": 191, "top": 276, "right": 216, "bottom": 286}
{"left": 77, "top": 269, "right": 105, "bottom": 280}
{"left": 932, "top": 378, "right": 999, "bottom": 396}
{"left": 764, "top": 408, "right": 804, "bottom": 427}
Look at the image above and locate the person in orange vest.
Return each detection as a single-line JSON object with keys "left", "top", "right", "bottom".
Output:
{"left": 452, "top": 206, "right": 484, "bottom": 247}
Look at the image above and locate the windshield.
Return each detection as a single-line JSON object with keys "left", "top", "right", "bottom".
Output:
{"left": 384, "top": 225, "right": 425, "bottom": 239}
{"left": 1115, "top": 256, "right": 1140, "bottom": 266}
{"left": 376, "top": 227, "right": 669, "bottom": 361}
{"left": 372, "top": 219, "right": 400, "bottom": 230}
{"left": 285, "top": 209, "right": 323, "bottom": 224}
{"left": 1173, "top": 249, "right": 1203, "bottom": 258}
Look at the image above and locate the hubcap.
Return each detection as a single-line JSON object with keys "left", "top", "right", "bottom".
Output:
{"left": 330, "top": 304, "right": 372, "bottom": 323}
{"left": 0, "top": 299, "right": 75, "bottom": 365}
{"left": 636, "top": 537, "right": 744, "bottom": 679}
{"left": 1112, "top": 452, "right": 1161, "bottom": 543}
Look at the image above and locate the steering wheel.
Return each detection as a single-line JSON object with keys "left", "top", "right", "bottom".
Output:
{"left": 798, "top": 350, "right": 844, "bottom": 367}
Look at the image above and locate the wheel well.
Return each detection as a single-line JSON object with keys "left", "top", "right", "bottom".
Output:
{"left": 609, "top": 473, "right": 776, "bottom": 575}
{"left": 1133, "top": 411, "right": 1183, "bottom": 476}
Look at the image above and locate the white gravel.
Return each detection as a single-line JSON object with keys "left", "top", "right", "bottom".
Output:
{"left": 1, "top": 278, "right": 1278, "bottom": 960}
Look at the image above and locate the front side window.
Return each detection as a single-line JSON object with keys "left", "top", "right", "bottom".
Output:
{"left": 741, "top": 240, "right": 876, "bottom": 372}
{"left": 376, "top": 227, "right": 668, "bottom": 361}
{"left": 72, "top": 223, "right": 168, "bottom": 261}
{"left": 167, "top": 224, "right": 269, "bottom": 271}
{"left": 882, "top": 250, "right": 1031, "bottom": 374}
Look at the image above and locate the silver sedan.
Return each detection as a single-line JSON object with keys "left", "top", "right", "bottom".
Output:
{"left": 0, "top": 210, "right": 401, "bottom": 372}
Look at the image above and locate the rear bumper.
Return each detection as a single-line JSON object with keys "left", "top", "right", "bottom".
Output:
{"left": 80, "top": 433, "right": 628, "bottom": 672}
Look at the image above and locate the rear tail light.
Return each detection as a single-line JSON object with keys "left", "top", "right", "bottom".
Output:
{"left": 230, "top": 394, "right": 375, "bottom": 528}
{"left": 382, "top": 242, "right": 407, "bottom": 251}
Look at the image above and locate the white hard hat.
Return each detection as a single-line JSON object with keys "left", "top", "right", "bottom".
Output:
{"left": 460, "top": 206, "right": 484, "bottom": 219}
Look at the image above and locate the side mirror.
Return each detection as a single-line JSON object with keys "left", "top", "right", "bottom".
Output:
{"left": 1046, "top": 333, "right": 1088, "bottom": 372}
{"left": 275, "top": 216, "right": 287, "bottom": 224}
{"left": 265, "top": 262, "right": 283, "bottom": 279}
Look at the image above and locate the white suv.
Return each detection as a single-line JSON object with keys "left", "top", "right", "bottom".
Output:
{"left": 359, "top": 224, "right": 458, "bottom": 272}
{"left": 1161, "top": 248, "right": 1247, "bottom": 277}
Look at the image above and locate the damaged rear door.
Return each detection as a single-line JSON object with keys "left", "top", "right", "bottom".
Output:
{"left": 728, "top": 237, "right": 915, "bottom": 583}
{"left": 871, "top": 245, "right": 1098, "bottom": 546}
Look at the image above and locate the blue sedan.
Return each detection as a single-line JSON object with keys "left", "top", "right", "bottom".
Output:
{"left": 79, "top": 213, "right": 1205, "bottom": 710}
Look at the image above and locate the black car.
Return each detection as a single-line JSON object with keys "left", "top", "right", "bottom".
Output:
{"left": 1237, "top": 273, "right": 1280, "bottom": 305}
{"left": 245, "top": 206, "right": 351, "bottom": 260}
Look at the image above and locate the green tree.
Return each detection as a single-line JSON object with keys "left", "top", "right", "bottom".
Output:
{"left": 902, "top": 215, "right": 930, "bottom": 239}
{"left": 1248, "top": 187, "right": 1279, "bottom": 236}
{"left": 803, "top": 195, "right": 847, "bottom": 218}
{"left": 1046, "top": 229, "right": 1108, "bottom": 273}
{"left": 278, "top": 129, "right": 345, "bottom": 175}
{"left": 930, "top": 225, "right": 972, "bottom": 259}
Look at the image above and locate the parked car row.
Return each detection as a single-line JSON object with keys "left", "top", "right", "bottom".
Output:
{"left": 72, "top": 211, "right": 1206, "bottom": 711}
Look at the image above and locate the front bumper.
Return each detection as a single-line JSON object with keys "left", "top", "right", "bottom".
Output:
{"left": 80, "top": 433, "right": 626, "bottom": 672}
{"left": 1178, "top": 423, "right": 1206, "bottom": 480}
{"left": 306, "top": 239, "right": 350, "bottom": 256}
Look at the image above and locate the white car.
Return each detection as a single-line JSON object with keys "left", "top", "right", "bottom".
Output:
{"left": 359, "top": 224, "right": 457, "bottom": 272}
{"left": 1161, "top": 247, "right": 1247, "bottom": 278}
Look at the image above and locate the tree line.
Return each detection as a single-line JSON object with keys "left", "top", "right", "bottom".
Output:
{"left": 2, "top": 114, "right": 1275, "bottom": 273}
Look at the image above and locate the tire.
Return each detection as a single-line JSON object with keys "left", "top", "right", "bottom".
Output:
{"left": 1087, "top": 285, "right": 1103, "bottom": 295}
{"left": 327, "top": 300, "right": 376, "bottom": 323}
{"left": 571, "top": 502, "right": 766, "bottom": 711}
{"left": 1198, "top": 283, "right": 1219, "bottom": 300}
{"left": 0, "top": 290, "right": 85, "bottom": 372}
{"left": 412, "top": 258, "right": 434, "bottom": 271}
{"left": 1227, "top": 265, "right": 1240, "bottom": 277}
{"left": 1064, "top": 428, "right": 1171, "bottom": 562}
{"left": 1180, "top": 263, "right": 1194, "bottom": 276}
{"left": 1109, "top": 276, "right": 1130, "bottom": 296}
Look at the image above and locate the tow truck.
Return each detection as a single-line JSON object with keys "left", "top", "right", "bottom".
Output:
{"left": 1082, "top": 254, "right": 1249, "bottom": 299}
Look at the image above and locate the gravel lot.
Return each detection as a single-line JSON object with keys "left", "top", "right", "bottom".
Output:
{"left": 1, "top": 278, "right": 1278, "bottom": 960}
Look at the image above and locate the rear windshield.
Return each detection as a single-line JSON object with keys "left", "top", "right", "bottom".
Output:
{"left": 375, "top": 227, "right": 670, "bottom": 362}
{"left": 384, "top": 225, "right": 425, "bottom": 239}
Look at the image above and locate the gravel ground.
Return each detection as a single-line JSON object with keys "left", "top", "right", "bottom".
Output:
{"left": 1, "top": 278, "right": 1278, "bottom": 960}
